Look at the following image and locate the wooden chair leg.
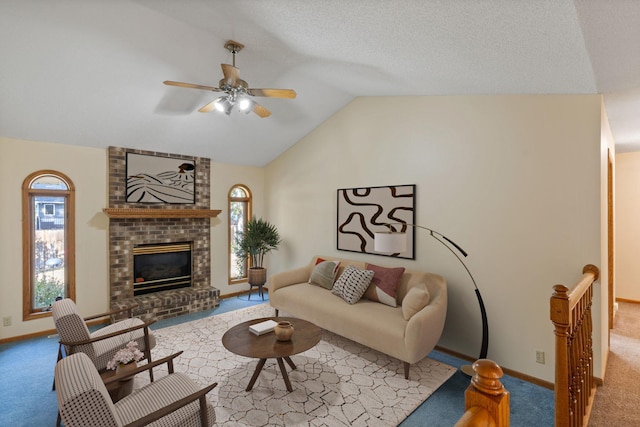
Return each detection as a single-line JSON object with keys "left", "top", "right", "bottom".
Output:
{"left": 404, "top": 362, "right": 410, "bottom": 380}
{"left": 52, "top": 343, "right": 63, "bottom": 391}
{"left": 144, "top": 327, "right": 154, "bottom": 382}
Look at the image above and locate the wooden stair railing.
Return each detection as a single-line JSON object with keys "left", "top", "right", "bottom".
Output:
{"left": 454, "top": 359, "right": 510, "bottom": 427}
{"left": 550, "top": 264, "right": 599, "bottom": 427}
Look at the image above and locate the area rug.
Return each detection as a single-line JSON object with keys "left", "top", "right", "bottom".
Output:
{"left": 137, "top": 304, "right": 456, "bottom": 426}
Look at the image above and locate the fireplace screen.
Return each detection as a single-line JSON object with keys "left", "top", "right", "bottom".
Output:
{"left": 133, "top": 242, "right": 192, "bottom": 295}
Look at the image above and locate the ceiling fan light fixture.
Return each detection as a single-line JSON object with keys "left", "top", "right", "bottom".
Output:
{"left": 214, "top": 96, "right": 233, "bottom": 115}
{"left": 238, "top": 96, "right": 254, "bottom": 113}
{"left": 163, "top": 40, "right": 295, "bottom": 118}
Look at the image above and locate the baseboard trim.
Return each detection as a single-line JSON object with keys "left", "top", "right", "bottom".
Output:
{"left": 435, "top": 345, "right": 555, "bottom": 390}
{"left": 220, "top": 289, "right": 269, "bottom": 299}
{"left": 0, "top": 318, "right": 110, "bottom": 345}
{"left": 615, "top": 297, "right": 640, "bottom": 304}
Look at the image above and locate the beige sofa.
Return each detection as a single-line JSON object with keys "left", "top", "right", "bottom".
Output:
{"left": 268, "top": 255, "right": 447, "bottom": 379}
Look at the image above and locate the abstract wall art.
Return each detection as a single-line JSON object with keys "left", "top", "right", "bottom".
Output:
{"left": 126, "top": 153, "right": 196, "bottom": 204}
{"left": 337, "top": 184, "right": 416, "bottom": 259}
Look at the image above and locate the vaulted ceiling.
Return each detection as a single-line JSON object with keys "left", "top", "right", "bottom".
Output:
{"left": 2, "top": 1, "right": 639, "bottom": 166}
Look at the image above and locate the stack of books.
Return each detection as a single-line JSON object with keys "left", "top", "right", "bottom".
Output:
{"left": 249, "top": 319, "right": 278, "bottom": 336}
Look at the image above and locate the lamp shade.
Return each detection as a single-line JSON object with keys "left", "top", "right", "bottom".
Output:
{"left": 374, "top": 232, "right": 408, "bottom": 253}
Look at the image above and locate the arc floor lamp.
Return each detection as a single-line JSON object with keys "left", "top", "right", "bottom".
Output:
{"left": 374, "top": 223, "right": 488, "bottom": 376}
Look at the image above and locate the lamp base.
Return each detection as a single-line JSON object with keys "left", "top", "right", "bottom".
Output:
{"left": 460, "top": 364, "right": 475, "bottom": 377}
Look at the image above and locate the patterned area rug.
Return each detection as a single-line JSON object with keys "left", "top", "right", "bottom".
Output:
{"left": 138, "top": 304, "right": 456, "bottom": 426}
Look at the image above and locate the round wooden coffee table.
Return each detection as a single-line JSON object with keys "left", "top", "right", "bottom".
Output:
{"left": 222, "top": 317, "right": 321, "bottom": 392}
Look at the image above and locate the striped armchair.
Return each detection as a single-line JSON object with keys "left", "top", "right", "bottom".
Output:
{"left": 55, "top": 352, "right": 217, "bottom": 427}
{"left": 52, "top": 299, "right": 156, "bottom": 379}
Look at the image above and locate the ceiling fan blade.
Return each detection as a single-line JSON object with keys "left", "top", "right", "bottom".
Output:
{"left": 198, "top": 100, "right": 217, "bottom": 113}
{"left": 247, "top": 88, "right": 297, "bottom": 99}
{"left": 221, "top": 64, "right": 240, "bottom": 86}
{"left": 253, "top": 103, "right": 271, "bottom": 118}
{"left": 163, "top": 80, "right": 221, "bottom": 92}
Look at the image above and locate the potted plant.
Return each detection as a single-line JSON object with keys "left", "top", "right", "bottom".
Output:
{"left": 234, "top": 216, "right": 282, "bottom": 286}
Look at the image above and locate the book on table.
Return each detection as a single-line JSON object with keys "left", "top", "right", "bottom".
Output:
{"left": 249, "top": 319, "right": 278, "bottom": 336}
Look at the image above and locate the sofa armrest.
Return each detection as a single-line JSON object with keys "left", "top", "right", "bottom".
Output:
{"left": 404, "top": 282, "right": 448, "bottom": 363}
{"left": 268, "top": 265, "right": 312, "bottom": 293}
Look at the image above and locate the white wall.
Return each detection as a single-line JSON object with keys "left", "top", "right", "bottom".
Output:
{"left": 0, "top": 137, "right": 109, "bottom": 339}
{"left": 265, "top": 94, "right": 604, "bottom": 382}
{"left": 615, "top": 152, "right": 640, "bottom": 301}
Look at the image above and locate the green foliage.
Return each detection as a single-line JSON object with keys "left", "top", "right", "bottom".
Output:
{"left": 234, "top": 216, "right": 281, "bottom": 268}
{"left": 34, "top": 275, "right": 64, "bottom": 308}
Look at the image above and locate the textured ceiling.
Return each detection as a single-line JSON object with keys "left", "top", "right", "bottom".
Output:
{"left": 1, "top": 0, "right": 639, "bottom": 165}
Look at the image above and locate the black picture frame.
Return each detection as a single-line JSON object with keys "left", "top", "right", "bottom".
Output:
{"left": 336, "top": 184, "right": 416, "bottom": 259}
{"left": 125, "top": 153, "right": 196, "bottom": 204}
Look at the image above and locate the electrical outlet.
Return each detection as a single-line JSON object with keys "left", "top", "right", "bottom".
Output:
{"left": 2, "top": 316, "right": 11, "bottom": 327}
{"left": 535, "top": 350, "right": 545, "bottom": 364}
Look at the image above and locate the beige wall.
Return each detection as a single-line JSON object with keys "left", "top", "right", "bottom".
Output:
{"left": 209, "top": 162, "right": 265, "bottom": 296}
{"left": 0, "top": 138, "right": 265, "bottom": 340}
{"left": 598, "top": 102, "right": 615, "bottom": 372}
{"left": 0, "top": 137, "right": 109, "bottom": 339}
{"left": 615, "top": 152, "right": 640, "bottom": 301}
{"left": 1, "top": 94, "right": 609, "bottom": 383}
{"left": 265, "top": 94, "right": 604, "bottom": 382}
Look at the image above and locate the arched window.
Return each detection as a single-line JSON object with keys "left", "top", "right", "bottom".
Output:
{"left": 22, "top": 170, "right": 75, "bottom": 320}
{"left": 228, "top": 184, "right": 252, "bottom": 283}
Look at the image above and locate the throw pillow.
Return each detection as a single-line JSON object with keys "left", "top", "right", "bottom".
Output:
{"left": 331, "top": 265, "right": 375, "bottom": 304}
{"left": 308, "top": 260, "right": 340, "bottom": 289}
{"left": 402, "top": 283, "right": 431, "bottom": 321}
{"left": 362, "top": 263, "right": 405, "bottom": 307}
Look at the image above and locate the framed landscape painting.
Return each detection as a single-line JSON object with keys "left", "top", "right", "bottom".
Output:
{"left": 336, "top": 184, "right": 416, "bottom": 259}
{"left": 126, "top": 153, "right": 196, "bottom": 204}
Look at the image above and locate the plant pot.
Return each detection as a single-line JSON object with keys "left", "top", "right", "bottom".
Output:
{"left": 248, "top": 267, "right": 267, "bottom": 285}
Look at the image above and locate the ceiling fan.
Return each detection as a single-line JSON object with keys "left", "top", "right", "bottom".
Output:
{"left": 163, "top": 40, "right": 296, "bottom": 118}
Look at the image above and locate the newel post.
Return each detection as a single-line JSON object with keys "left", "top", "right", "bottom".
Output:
{"left": 465, "top": 359, "right": 510, "bottom": 426}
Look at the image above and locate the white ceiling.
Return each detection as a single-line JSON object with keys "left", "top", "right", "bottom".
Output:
{"left": 1, "top": 1, "right": 639, "bottom": 166}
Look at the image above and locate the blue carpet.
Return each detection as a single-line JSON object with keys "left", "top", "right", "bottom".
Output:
{"left": 0, "top": 295, "right": 553, "bottom": 426}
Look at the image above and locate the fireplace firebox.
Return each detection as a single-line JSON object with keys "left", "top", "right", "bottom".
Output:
{"left": 133, "top": 242, "right": 192, "bottom": 296}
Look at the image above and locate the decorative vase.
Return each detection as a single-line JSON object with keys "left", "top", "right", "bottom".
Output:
{"left": 114, "top": 361, "right": 137, "bottom": 401}
{"left": 116, "top": 361, "right": 137, "bottom": 375}
{"left": 274, "top": 321, "right": 294, "bottom": 341}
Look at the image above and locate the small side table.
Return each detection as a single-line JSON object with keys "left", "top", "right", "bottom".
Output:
{"left": 100, "top": 369, "right": 135, "bottom": 402}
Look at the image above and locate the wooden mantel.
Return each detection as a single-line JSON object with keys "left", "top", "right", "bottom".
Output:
{"left": 103, "top": 208, "right": 221, "bottom": 219}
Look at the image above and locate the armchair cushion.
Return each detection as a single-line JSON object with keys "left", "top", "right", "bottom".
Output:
{"left": 55, "top": 351, "right": 121, "bottom": 427}
{"left": 116, "top": 373, "right": 215, "bottom": 427}
{"left": 91, "top": 318, "right": 156, "bottom": 370}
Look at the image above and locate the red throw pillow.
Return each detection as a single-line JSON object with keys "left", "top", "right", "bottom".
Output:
{"left": 362, "top": 263, "right": 405, "bottom": 307}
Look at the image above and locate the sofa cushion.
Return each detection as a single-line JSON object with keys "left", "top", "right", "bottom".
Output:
{"left": 363, "top": 263, "right": 405, "bottom": 307}
{"left": 308, "top": 260, "right": 340, "bottom": 289}
{"left": 331, "top": 265, "right": 374, "bottom": 304}
{"left": 402, "top": 283, "right": 431, "bottom": 320}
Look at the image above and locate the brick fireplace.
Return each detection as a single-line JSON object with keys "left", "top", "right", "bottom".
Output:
{"left": 106, "top": 147, "right": 220, "bottom": 322}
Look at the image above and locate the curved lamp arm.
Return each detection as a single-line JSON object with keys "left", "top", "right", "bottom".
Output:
{"left": 376, "top": 222, "right": 488, "bottom": 365}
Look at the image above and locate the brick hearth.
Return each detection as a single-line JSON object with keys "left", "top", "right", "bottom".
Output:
{"left": 107, "top": 147, "right": 219, "bottom": 321}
